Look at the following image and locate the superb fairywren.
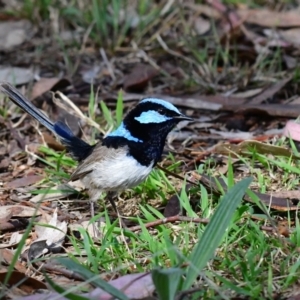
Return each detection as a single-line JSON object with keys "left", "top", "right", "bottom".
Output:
{"left": 0, "top": 82, "right": 192, "bottom": 224}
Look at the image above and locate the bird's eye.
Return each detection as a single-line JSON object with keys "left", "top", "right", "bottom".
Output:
{"left": 157, "top": 108, "right": 164, "bottom": 114}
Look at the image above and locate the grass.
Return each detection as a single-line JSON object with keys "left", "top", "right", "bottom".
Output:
{"left": 5, "top": 119, "right": 300, "bottom": 299}
{"left": 2, "top": 0, "right": 300, "bottom": 299}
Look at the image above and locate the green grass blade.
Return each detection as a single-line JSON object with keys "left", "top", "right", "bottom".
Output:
{"left": 183, "top": 177, "right": 252, "bottom": 289}
{"left": 100, "top": 100, "right": 114, "bottom": 127}
{"left": 57, "top": 258, "right": 130, "bottom": 300}
{"left": 116, "top": 90, "right": 124, "bottom": 127}
{"left": 152, "top": 268, "right": 183, "bottom": 300}
{"left": 88, "top": 83, "right": 95, "bottom": 120}
{"left": 46, "top": 274, "right": 89, "bottom": 300}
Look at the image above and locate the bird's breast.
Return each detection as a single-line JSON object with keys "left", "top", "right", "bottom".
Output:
{"left": 81, "top": 152, "right": 154, "bottom": 192}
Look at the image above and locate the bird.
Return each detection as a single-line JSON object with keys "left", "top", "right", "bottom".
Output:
{"left": 0, "top": 82, "right": 193, "bottom": 229}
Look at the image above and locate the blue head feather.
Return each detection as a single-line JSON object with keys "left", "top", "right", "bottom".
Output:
{"left": 135, "top": 110, "right": 172, "bottom": 124}
{"left": 107, "top": 122, "right": 142, "bottom": 143}
{"left": 140, "top": 98, "right": 181, "bottom": 115}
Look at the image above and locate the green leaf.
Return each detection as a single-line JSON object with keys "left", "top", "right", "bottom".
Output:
{"left": 116, "top": 90, "right": 124, "bottom": 127}
{"left": 46, "top": 274, "right": 89, "bottom": 300}
{"left": 183, "top": 177, "right": 252, "bottom": 289}
{"left": 152, "top": 268, "right": 184, "bottom": 300}
{"left": 57, "top": 258, "right": 130, "bottom": 300}
{"left": 100, "top": 100, "right": 114, "bottom": 126}
{"left": 88, "top": 83, "right": 95, "bottom": 120}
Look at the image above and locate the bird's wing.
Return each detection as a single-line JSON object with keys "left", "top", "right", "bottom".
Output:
{"left": 70, "top": 143, "right": 128, "bottom": 181}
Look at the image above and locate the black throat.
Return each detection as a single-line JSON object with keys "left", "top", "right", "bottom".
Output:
{"left": 102, "top": 136, "right": 163, "bottom": 166}
{"left": 102, "top": 120, "right": 177, "bottom": 166}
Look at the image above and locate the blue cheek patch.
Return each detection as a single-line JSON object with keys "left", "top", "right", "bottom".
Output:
{"left": 135, "top": 110, "right": 172, "bottom": 124}
{"left": 140, "top": 98, "right": 181, "bottom": 114}
{"left": 107, "top": 122, "right": 142, "bottom": 143}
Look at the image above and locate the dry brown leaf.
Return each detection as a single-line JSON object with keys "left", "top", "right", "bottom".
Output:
{"left": 184, "top": 3, "right": 221, "bottom": 19}
{"left": 283, "top": 121, "right": 300, "bottom": 142}
{"left": 124, "top": 63, "right": 159, "bottom": 91}
{"left": 0, "top": 205, "right": 41, "bottom": 218}
{"left": 5, "top": 175, "right": 44, "bottom": 189}
{"left": 214, "top": 140, "right": 297, "bottom": 158}
{"left": 279, "top": 28, "right": 300, "bottom": 47}
{"left": 0, "top": 20, "right": 33, "bottom": 51}
{"left": 0, "top": 66, "right": 34, "bottom": 85}
{"left": 0, "top": 232, "right": 23, "bottom": 249}
{"left": 29, "top": 208, "right": 67, "bottom": 260}
{"left": 0, "top": 249, "right": 27, "bottom": 273}
{"left": 31, "top": 78, "right": 61, "bottom": 100}
{"left": 31, "top": 77, "right": 71, "bottom": 100}
{"left": 198, "top": 174, "right": 300, "bottom": 211}
{"left": 0, "top": 270, "right": 47, "bottom": 293}
{"left": 231, "top": 88, "right": 263, "bottom": 98}
{"left": 30, "top": 184, "right": 77, "bottom": 203}
{"left": 249, "top": 76, "right": 292, "bottom": 105}
{"left": 237, "top": 9, "right": 300, "bottom": 27}
{"left": 193, "top": 16, "right": 211, "bottom": 35}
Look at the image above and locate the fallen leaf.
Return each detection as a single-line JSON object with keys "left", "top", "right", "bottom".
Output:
{"left": 277, "top": 221, "right": 290, "bottom": 237}
{"left": 103, "top": 92, "right": 300, "bottom": 118}
{"left": 283, "top": 120, "right": 300, "bottom": 142}
{"left": 0, "top": 205, "right": 41, "bottom": 218}
{"left": 0, "top": 20, "right": 33, "bottom": 50}
{"left": 41, "top": 132, "right": 65, "bottom": 151}
{"left": 209, "top": 129, "right": 254, "bottom": 140}
{"left": 164, "top": 195, "right": 181, "bottom": 217}
{"left": 193, "top": 16, "right": 211, "bottom": 35}
{"left": 124, "top": 63, "right": 159, "bottom": 91}
{"left": 30, "top": 184, "right": 78, "bottom": 203}
{"left": 249, "top": 76, "right": 292, "bottom": 105}
{"left": 0, "top": 232, "right": 23, "bottom": 249}
{"left": 0, "top": 270, "right": 47, "bottom": 292}
{"left": 0, "top": 66, "right": 34, "bottom": 85}
{"left": 87, "top": 272, "right": 154, "bottom": 300}
{"left": 30, "top": 78, "right": 63, "bottom": 100}
{"left": 279, "top": 28, "right": 300, "bottom": 47}
{"left": 5, "top": 175, "right": 44, "bottom": 189}
{"left": 224, "top": 104, "right": 300, "bottom": 118}
{"left": 237, "top": 9, "right": 300, "bottom": 28}
{"left": 198, "top": 174, "right": 300, "bottom": 211}
{"left": 231, "top": 88, "right": 263, "bottom": 98}
{"left": 28, "top": 210, "right": 67, "bottom": 261}
{"left": 183, "top": 3, "right": 221, "bottom": 19}
{"left": 214, "top": 140, "right": 298, "bottom": 159}
{"left": 0, "top": 249, "right": 27, "bottom": 273}
{"left": 14, "top": 272, "right": 154, "bottom": 300}
{"left": 70, "top": 219, "right": 106, "bottom": 240}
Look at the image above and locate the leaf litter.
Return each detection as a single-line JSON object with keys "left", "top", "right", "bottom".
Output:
{"left": 1, "top": 0, "right": 300, "bottom": 299}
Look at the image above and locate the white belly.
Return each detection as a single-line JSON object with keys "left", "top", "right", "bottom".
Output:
{"left": 81, "top": 153, "right": 154, "bottom": 192}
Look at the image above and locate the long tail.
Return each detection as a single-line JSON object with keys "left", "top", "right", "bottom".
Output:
{"left": 0, "top": 82, "right": 94, "bottom": 161}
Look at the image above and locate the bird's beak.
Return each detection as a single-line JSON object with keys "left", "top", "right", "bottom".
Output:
{"left": 175, "top": 114, "right": 194, "bottom": 122}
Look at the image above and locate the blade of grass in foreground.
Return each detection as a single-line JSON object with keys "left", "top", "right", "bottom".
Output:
{"left": 57, "top": 258, "right": 129, "bottom": 300}
{"left": 183, "top": 177, "right": 252, "bottom": 289}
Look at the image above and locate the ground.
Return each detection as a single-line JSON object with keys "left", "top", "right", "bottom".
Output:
{"left": 0, "top": 0, "right": 300, "bottom": 299}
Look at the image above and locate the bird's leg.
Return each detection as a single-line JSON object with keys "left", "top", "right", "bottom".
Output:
{"left": 90, "top": 200, "right": 99, "bottom": 238}
{"left": 107, "top": 192, "right": 127, "bottom": 229}
{"left": 106, "top": 192, "right": 118, "bottom": 215}
{"left": 88, "top": 192, "right": 101, "bottom": 238}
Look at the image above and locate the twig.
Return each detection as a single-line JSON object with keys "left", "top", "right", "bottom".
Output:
{"left": 129, "top": 216, "right": 209, "bottom": 232}
{"left": 53, "top": 91, "right": 106, "bottom": 135}
{"left": 128, "top": 215, "right": 279, "bottom": 235}
{"left": 41, "top": 262, "right": 85, "bottom": 281}
{"left": 100, "top": 48, "right": 116, "bottom": 81}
